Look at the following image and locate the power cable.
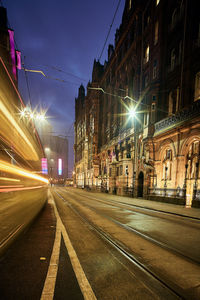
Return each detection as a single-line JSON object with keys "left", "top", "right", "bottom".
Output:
{"left": 99, "top": 0, "right": 122, "bottom": 61}
{"left": 22, "top": 67, "right": 82, "bottom": 86}
{"left": 43, "top": 64, "right": 87, "bottom": 82}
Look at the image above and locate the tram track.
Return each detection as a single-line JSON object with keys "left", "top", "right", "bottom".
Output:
{"left": 54, "top": 190, "right": 183, "bottom": 300}
{"left": 77, "top": 191, "right": 200, "bottom": 223}
{"left": 60, "top": 188, "right": 200, "bottom": 264}
{"left": 53, "top": 189, "right": 200, "bottom": 300}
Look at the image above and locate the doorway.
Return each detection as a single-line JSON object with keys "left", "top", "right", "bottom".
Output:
{"left": 138, "top": 172, "right": 144, "bottom": 197}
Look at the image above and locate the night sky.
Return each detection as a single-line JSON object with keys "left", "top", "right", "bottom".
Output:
{"left": 3, "top": 0, "right": 125, "bottom": 175}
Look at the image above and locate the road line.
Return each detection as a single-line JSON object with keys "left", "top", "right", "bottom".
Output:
{"left": 0, "top": 223, "right": 24, "bottom": 249}
{"left": 40, "top": 194, "right": 61, "bottom": 300}
{"left": 52, "top": 191, "right": 97, "bottom": 300}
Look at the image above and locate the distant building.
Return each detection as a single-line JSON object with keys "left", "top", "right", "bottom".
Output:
{"left": 74, "top": 0, "right": 200, "bottom": 207}
{"left": 38, "top": 126, "right": 68, "bottom": 183}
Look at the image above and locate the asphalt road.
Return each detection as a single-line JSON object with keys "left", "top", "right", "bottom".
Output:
{"left": 0, "top": 187, "right": 47, "bottom": 256}
{"left": 52, "top": 187, "right": 200, "bottom": 300}
{"left": 1, "top": 187, "right": 200, "bottom": 299}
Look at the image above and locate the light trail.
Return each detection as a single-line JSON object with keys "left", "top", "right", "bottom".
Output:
{"left": 0, "top": 185, "right": 44, "bottom": 193}
{"left": 0, "top": 177, "right": 21, "bottom": 182}
{"left": 0, "top": 99, "right": 39, "bottom": 161}
{"left": 0, "top": 160, "right": 49, "bottom": 184}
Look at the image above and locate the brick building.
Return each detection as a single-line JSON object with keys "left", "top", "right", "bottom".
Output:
{"left": 74, "top": 0, "right": 200, "bottom": 207}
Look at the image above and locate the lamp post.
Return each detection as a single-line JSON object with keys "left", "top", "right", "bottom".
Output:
{"left": 183, "top": 163, "right": 188, "bottom": 201}
{"left": 193, "top": 162, "right": 199, "bottom": 201}
{"left": 164, "top": 166, "right": 168, "bottom": 196}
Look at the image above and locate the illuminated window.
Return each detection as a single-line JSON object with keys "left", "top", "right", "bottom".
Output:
{"left": 168, "top": 88, "right": 179, "bottom": 114}
{"left": 194, "top": 72, "right": 200, "bottom": 101}
{"left": 186, "top": 141, "right": 200, "bottom": 179}
{"left": 144, "top": 45, "right": 149, "bottom": 63}
{"left": 162, "top": 149, "right": 172, "bottom": 180}
{"left": 129, "top": 0, "right": 132, "bottom": 10}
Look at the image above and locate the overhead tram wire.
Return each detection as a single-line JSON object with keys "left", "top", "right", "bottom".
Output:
{"left": 99, "top": 0, "right": 122, "bottom": 61}
{"left": 43, "top": 65, "right": 87, "bottom": 82}
{"left": 21, "top": 67, "right": 82, "bottom": 86}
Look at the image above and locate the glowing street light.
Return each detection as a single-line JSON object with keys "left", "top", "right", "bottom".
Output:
{"left": 128, "top": 107, "right": 136, "bottom": 119}
{"left": 20, "top": 107, "right": 47, "bottom": 122}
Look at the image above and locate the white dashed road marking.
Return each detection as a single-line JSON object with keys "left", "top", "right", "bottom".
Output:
{"left": 41, "top": 191, "right": 97, "bottom": 300}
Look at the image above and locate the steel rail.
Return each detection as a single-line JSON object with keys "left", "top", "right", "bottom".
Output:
{"left": 54, "top": 190, "right": 188, "bottom": 300}
{"left": 60, "top": 189, "right": 200, "bottom": 264}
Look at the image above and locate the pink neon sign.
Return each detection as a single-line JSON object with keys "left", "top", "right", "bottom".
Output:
{"left": 8, "top": 29, "right": 16, "bottom": 80}
{"left": 41, "top": 158, "right": 48, "bottom": 174}
{"left": 16, "top": 51, "right": 21, "bottom": 70}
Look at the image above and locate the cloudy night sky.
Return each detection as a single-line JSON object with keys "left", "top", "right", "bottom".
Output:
{"left": 3, "top": 0, "right": 125, "bottom": 174}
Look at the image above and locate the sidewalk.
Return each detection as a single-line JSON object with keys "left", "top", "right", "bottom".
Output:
{"left": 76, "top": 187, "right": 200, "bottom": 220}
{"left": 106, "top": 193, "right": 200, "bottom": 220}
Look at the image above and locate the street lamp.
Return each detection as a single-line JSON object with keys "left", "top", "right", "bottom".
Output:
{"left": 183, "top": 163, "right": 188, "bottom": 201}
{"left": 20, "top": 107, "right": 47, "bottom": 122}
{"left": 87, "top": 86, "right": 145, "bottom": 197}
{"left": 193, "top": 162, "right": 199, "bottom": 201}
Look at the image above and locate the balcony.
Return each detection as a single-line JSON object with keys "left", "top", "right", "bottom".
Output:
{"left": 154, "top": 101, "right": 200, "bottom": 135}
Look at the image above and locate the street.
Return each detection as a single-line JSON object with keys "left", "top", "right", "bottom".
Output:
{"left": 1, "top": 187, "right": 200, "bottom": 299}
{"left": 52, "top": 187, "right": 200, "bottom": 299}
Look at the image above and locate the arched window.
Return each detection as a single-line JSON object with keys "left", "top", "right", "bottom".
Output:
{"left": 129, "top": 0, "right": 132, "bottom": 10}
{"left": 168, "top": 88, "right": 179, "bottom": 115}
{"left": 156, "top": 0, "right": 160, "bottom": 6}
{"left": 162, "top": 149, "right": 172, "bottom": 180}
{"left": 186, "top": 141, "right": 200, "bottom": 179}
{"left": 144, "top": 45, "right": 150, "bottom": 64}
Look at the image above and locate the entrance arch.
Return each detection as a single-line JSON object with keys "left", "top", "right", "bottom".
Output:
{"left": 138, "top": 172, "right": 144, "bottom": 197}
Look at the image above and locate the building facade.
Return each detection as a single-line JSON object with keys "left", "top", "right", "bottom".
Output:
{"left": 74, "top": 0, "right": 200, "bottom": 207}
{"left": 0, "top": 5, "right": 44, "bottom": 172}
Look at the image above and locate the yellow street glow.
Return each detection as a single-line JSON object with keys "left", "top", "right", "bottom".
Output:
{"left": 0, "top": 99, "right": 39, "bottom": 161}
{"left": 128, "top": 108, "right": 136, "bottom": 118}
{"left": 0, "top": 160, "right": 49, "bottom": 184}
{"left": 0, "top": 177, "right": 21, "bottom": 182}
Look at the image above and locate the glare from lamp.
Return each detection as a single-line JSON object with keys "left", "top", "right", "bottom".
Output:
{"left": 128, "top": 108, "right": 136, "bottom": 118}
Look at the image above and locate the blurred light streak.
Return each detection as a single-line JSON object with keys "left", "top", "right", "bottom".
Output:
{"left": 0, "top": 100, "right": 39, "bottom": 161}
{"left": 0, "top": 185, "right": 44, "bottom": 193}
{"left": 0, "top": 160, "right": 49, "bottom": 184}
{"left": 0, "top": 177, "right": 20, "bottom": 182}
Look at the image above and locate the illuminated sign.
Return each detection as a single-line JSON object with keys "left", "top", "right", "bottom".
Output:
{"left": 8, "top": 29, "right": 16, "bottom": 80}
{"left": 16, "top": 51, "right": 21, "bottom": 70}
{"left": 58, "top": 158, "right": 62, "bottom": 175}
{"left": 41, "top": 158, "right": 48, "bottom": 174}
